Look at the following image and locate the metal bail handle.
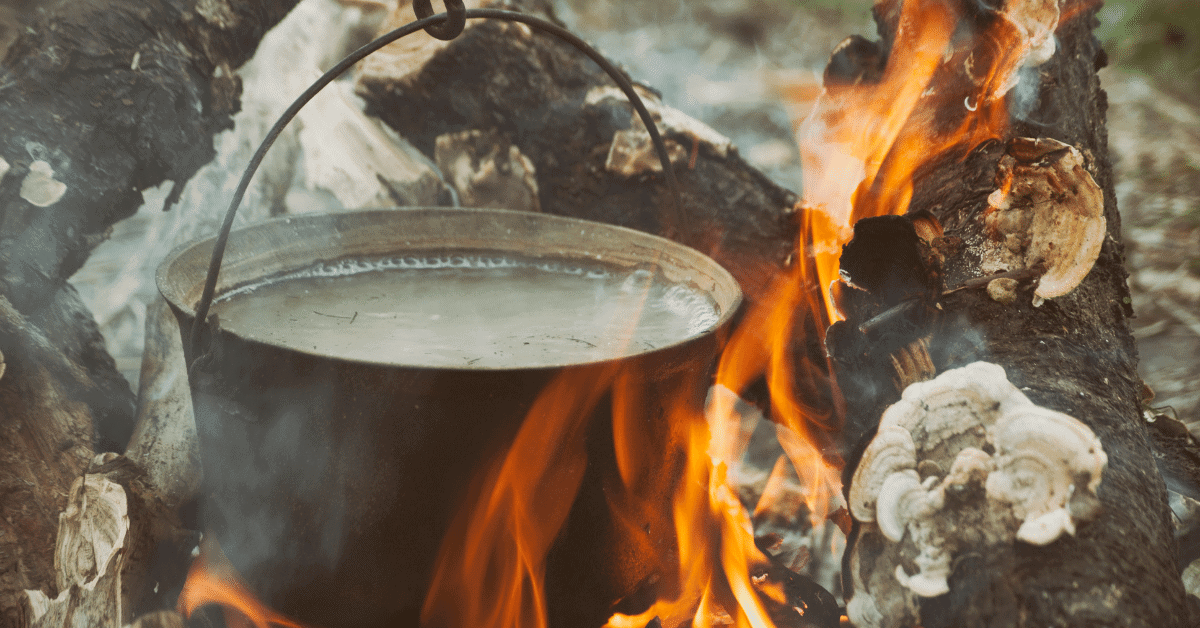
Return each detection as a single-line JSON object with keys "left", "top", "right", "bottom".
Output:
{"left": 414, "top": 0, "right": 466, "bottom": 40}
{"left": 187, "top": 6, "right": 686, "bottom": 369}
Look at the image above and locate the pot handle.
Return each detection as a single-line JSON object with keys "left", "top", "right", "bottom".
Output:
{"left": 188, "top": 2, "right": 686, "bottom": 366}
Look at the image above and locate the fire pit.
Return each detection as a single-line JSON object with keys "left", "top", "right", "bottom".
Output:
{"left": 157, "top": 207, "right": 741, "bottom": 627}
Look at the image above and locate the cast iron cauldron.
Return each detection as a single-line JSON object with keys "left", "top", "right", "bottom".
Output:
{"left": 157, "top": 207, "right": 742, "bottom": 628}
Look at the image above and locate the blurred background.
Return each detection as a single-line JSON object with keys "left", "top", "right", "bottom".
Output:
{"left": 61, "top": 0, "right": 1200, "bottom": 434}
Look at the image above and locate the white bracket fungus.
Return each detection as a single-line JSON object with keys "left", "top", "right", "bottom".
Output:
{"left": 980, "top": 137, "right": 1105, "bottom": 300}
{"left": 986, "top": 402, "right": 1106, "bottom": 544}
{"left": 0, "top": 156, "right": 9, "bottom": 180}
{"left": 20, "top": 160, "right": 68, "bottom": 207}
{"left": 847, "top": 362, "right": 1106, "bottom": 607}
{"left": 976, "top": 0, "right": 1060, "bottom": 99}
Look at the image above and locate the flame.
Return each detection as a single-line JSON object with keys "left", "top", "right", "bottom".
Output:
{"left": 753, "top": 456, "right": 799, "bottom": 523}
{"left": 420, "top": 365, "right": 622, "bottom": 628}
{"left": 178, "top": 539, "right": 309, "bottom": 628}
{"left": 179, "top": 2, "right": 1087, "bottom": 627}
{"left": 714, "top": 257, "right": 842, "bottom": 528}
{"left": 596, "top": 0, "right": 1080, "bottom": 625}
{"left": 604, "top": 383, "right": 779, "bottom": 628}
{"left": 797, "top": 0, "right": 1065, "bottom": 309}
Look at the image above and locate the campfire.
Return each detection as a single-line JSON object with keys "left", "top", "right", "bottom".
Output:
{"left": 5, "top": 1, "right": 1197, "bottom": 628}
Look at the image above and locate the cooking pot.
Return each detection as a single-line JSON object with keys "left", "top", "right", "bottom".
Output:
{"left": 157, "top": 207, "right": 741, "bottom": 627}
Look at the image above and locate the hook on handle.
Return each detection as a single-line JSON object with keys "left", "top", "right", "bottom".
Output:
{"left": 413, "top": 0, "right": 467, "bottom": 40}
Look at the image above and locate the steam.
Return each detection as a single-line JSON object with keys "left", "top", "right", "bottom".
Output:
{"left": 192, "top": 380, "right": 350, "bottom": 601}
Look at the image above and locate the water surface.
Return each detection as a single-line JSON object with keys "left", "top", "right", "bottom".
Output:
{"left": 212, "top": 253, "right": 721, "bottom": 368}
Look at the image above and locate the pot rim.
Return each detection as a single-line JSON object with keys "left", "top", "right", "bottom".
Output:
{"left": 157, "top": 206, "right": 744, "bottom": 372}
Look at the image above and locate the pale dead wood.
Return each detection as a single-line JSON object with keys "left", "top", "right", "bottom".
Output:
{"left": 23, "top": 458, "right": 129, "bottom": 628}
{"left": 124, "top": 300, "right": 200, "bottom": 513}
{"left": 21, "top": 454, "right": 196, "bottom": 628}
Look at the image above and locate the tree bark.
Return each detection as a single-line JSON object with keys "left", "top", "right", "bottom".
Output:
{"left": 826, "top": 1, "right": 1196, "bottom": 626}
{"left": 0, "top": 1, "right": 298, "bottom": 626}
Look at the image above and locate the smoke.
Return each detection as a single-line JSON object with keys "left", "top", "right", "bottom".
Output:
{"left": 1008, "top": 57, "right": 1048, "bottom": 124}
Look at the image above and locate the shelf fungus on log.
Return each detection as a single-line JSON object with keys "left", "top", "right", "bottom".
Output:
{"left": 845, "top": 362, "right": 1107, "bottom": 628}
{"left": 999, "top": 0, "right": 1060, "bottom": 81}
{"left": 18, "top": 160, "right": 69, "bottom": 208}
{"left": 979, "top": 137, "right": 1105, "bottom": 301}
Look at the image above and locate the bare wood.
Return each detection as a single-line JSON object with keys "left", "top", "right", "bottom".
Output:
{"left": 24, "top": 461, "right": 129, "bottom": 628}
{"left": 124, "top": 299, "right": 200, "bottom": 512}
{"left": 21, "top": 454, "right": 194, "bottom": 628}
{"left": 0, "top": 294, "right": 97, "bottom": 628}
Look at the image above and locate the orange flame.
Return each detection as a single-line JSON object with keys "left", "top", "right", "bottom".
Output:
{"left": 178, "top": 539, "right": 309, "bottom": 628}
{"left": 420, "top": 365, "right": 620, "bottom": 628}
{"left": 714, "top": 255, "right": 842, "bottom": 529}
{"left": 599, "top": 0, "right": 1081, "bottom": 625}
{"left": 180, "top": 2, "right": 1088, "bottom": 627}
{"left": 798, "top": 0, "right": 1061, "bottom": 310}
{"left": 605, "top": 383, "right": 779, "bottom": 628}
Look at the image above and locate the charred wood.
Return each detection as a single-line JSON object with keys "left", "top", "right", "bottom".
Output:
{"left": 0, "top": 1, "right": 300, "bottom": 627}
{"left": 124, "top": 611, "right": 184, "bottom": 628}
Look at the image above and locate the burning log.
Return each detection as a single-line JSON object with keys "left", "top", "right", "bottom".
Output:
{"left": 0, "top": 1, "right": 299, "bottom": 626}
{"left": 817, "top": 0, "right": 1197, "bottom": 625}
